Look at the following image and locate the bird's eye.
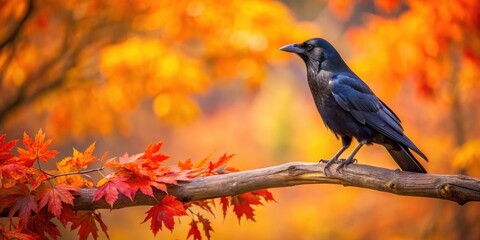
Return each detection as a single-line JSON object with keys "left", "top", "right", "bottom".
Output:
{"left": 306, "top": 44, "right": 314, "bottom": 51}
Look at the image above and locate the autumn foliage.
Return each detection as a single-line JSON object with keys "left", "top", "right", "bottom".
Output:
{"left": 0, "top": 0, "right": 314, "bottom": 137}
{"left": 0, "top": 131, "right": 274, "bottom": 239}
{"left": 1, "top": 0, "right": 480, "bottom": 239}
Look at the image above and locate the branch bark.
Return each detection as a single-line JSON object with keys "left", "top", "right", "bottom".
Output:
{"left": 73, "top": 162, "right": 480, "bottom": 211}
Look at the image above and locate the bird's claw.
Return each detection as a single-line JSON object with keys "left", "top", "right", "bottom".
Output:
{"left": 320, "top": 158, "right": 357, "bottom": 174}
{"left": 335, "top": 158, "right": 357, "bottom": 172}
{"left": 318, "top": 159, "right": 329, "bottom": 164}
{"left": 320, "top": 158, "right": 341, "bottom": 175}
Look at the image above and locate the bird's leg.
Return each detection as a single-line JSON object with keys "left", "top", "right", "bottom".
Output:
{"left": 336, "top": 140, "right": 366, "bottom": 172}
{"left": 322, "top": 136, "right": 351, "bottom": 173}
{"left": 322, "top": 145, "right": 347, "bottom": 166}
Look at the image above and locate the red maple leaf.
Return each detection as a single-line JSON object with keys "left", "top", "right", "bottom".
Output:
{"left": 0, "top": 183, "right": 38, "bottom": 228}
{"left": 141, "top": 142, "right": 169, "bottom": 163}
{"left": 152, "top": 166, "right": 190, "bottom": 184}
{"left": 36, "top": 184, "right": 79, "bottom": 218}
{"left": 71, "top": 211, "right": 109, "bottom": 240}
{"left": 220, "top": 197, "right": 229, "bottom": 219}
{"left": 219, "top": 190, "right": 275, "bottom": 222}
{"left": 142, "top": 196, "right": 187, "bottom": 235}
{"left": 231, "top": 192, "right": 263, "bottom": 222}
{"left": 27, "top": 208, "right": 61, "bottom": 240}
{"left": 94, "top": 211, "right": 109, "bottom": 240}
{"left": 123, "top": 173, "right": 170, "bottom": 198}
{"left": 253, "top": 189, "right": 276, "bottom": 202}
{"left": 93, "top": 174, "right": 133, "bottom": 207}
{"left": 187, "top": 220, "right": 201, "bottom": 240}
{"left": 57, "top": 204, "right": 76, "bottom": 227}
{"left": 0, "top": 134, "right": 17, "bottom": 164}
{"left": 102, "top": 143, "right": 190, "bottom": 197}
{"left": 188, "top": 200, "right": 215, "bottom": 216}
{"left": 113, "top": 143, "right": 168, "bottom": 176}
{"left": 198, "top": 214, "right": 214, "bottom": 240}
{"left": 124, "top": 145, "right": 170, "bottom": 178}
{"left": 17, "top": 130, "right": 58, "bottom": 165}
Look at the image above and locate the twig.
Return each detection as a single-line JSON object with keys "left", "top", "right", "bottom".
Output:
{"left": 46, "top": 167, "right": 105, "bottom": 180}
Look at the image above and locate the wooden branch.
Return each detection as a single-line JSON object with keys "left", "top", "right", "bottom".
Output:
{"left": 0, "top": 0, "right": 33, "bottom": 50}
{"left": 73, "top": 162, "right": 480, "bottom": 211}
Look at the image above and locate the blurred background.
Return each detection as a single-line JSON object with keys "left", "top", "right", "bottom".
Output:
{"left": 1, "top": 0, "right": 479, "bottom": 239}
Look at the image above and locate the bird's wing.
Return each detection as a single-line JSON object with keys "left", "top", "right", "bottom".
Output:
{"left": 329, "top": 74, "right": 403, "bottom": 133}
{"left": 329, "top": 74, "right": 427, "bottom": 160}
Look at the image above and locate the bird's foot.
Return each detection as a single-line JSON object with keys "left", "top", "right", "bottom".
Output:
{"left": 335, "top": 158, "right": 357, "bottom": 172}
{"left": 320, "top": 158, "right": 340, "bottom": 175}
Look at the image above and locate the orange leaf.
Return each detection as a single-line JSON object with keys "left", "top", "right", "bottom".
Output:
{"left": 192, "top": 154, "right": 212, "bottom": 169}
{"left": 207, "top": 154, "right": 235, "bottom": 174}
{"left": 55, "top": 159, "right": 94, "bottom": 187}
{"left": 36, "top": 184, "right": 79, "bottom": 218}
{"left": 141, "top": 142, "right": 169, "bottom": 164}
{"left": 0, "top": 164, "right": 29, "bottom": 188}
{"left": 17, "top": 130, "right": 58, "bottom": 165}
{"left": 61, "top": 143, "right": 98, "bottom": 169}
{"left": 178, "top": 158, "right": 193, "bottom": 170}
{"left": 142, "top": 196, "right": 187, "bottom": 235}
{"left": 24, "top": 167, "right": 49, "bottom": 191}
{"left": 55, "top": 143, "right": 98, "bottom": 174}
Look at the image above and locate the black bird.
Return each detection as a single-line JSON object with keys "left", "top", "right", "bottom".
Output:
{"left": 280, "top": 38, "right": 428, "bottom": 173}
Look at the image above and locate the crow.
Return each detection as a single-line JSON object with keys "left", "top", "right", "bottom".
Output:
{"left": 280, "top": 38, "right": 428, "bottom": 173}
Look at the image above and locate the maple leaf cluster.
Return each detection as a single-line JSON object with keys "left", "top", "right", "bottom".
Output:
{"left": 0, "top": 131, "right": 274, "bottom": 240}
{"left": 178, "top": 154, "right": 275, "bottom": 239}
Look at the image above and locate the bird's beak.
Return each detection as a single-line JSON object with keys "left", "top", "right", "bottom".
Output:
{"left": 280, "top": 43, "right": 303, "bottom": 54}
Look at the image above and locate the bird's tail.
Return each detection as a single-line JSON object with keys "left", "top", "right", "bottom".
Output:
{"left": 385, "top": 144, "right": 427, "bottom": 173}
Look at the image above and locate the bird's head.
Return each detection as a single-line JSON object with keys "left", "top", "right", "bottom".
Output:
{"left": 280, "top": 38, "right": 349, "bottom": 73}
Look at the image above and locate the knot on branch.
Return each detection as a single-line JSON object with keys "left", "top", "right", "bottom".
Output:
{"left": 385, "top": 181, "right": 397, "bottom": 190}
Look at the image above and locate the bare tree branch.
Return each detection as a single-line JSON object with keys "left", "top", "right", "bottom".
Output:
{"left": 0, "top": 0, "right": 33, "bottom": 50}
{"left": 72, "top": 162, "right": 480, "bottom": 211}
